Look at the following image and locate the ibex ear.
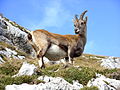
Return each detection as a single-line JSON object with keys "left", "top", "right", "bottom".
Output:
{"left": 75, "top": 15, "right": 79, "bottom": 22}
{"left": 84, "top": 16, "right": 88, "bottom": 23}
{"left": 72, "top": 16, "right": 79, "bottom": 23}
{"left": 72, "top": 19, "right": 75, "bottom": 23}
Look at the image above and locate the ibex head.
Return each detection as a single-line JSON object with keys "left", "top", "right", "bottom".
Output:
{"left": 73, "top": 10, "right": 88, "bottom": 35}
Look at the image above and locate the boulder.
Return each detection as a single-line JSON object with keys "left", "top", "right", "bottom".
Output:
{"left": 0, "top": 47, "right": 25, "bottom": 60}
{"left": 6, "top": 76, "right": 83, "bottom": 90}
{"left": 101, "top": 57, "right": 120, "bottom": 69}
{"left": 38, "top": 76, "right": 83, "bottom": 90}
{"left": 87, "top": 74, "right": 120, "bottom": 90}
{"left": 13, "top": 62, "right": 37, "bottom": 77}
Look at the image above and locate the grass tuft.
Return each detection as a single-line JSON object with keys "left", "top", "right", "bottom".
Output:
{"left": 0, "top": 75, "right": 41, "bottom": 90}
{"left": 80, "top": 86, "right": 99, "bottom": 90}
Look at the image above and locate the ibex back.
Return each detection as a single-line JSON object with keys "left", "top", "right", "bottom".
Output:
{"left": 28, "top": 10, "right": 88, "bottom": 68}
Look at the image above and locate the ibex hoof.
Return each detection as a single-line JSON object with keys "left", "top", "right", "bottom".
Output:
{"left": 63, "top": 63, "right": 73, "bottom": 68}
{"left": 40, "top": 65, "right": 45, "bottom": 69}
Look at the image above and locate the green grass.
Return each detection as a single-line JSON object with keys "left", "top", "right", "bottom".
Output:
{"left": 54, "top": 67, "right": 96, "bottom": 85}
{"left": 40, "top": 64, "right": 118, "bottom": 85}
{"left": 0, "top": 75, "right": 43, "bottom": 90}
{"left": 4, "top": 17, "right": 9, "bottom": 22}
{"left": 0, "top": 42, "right": 15, "bottom": 50}
{"left": 74, "top": 54, "right": 105, "bottom": 71}
{"left": 80, "top": 86, "right": 99, "bottom": 90}
{"left": 97, "top": 68, "right": 117, "bottom": 75}
{"left": 0, "top": 60, "right": 43, "bottom": 90}
{"left": 0, "top": 52, "right": 119, "bottom": 89}
{"left": 0, "top": 61, "right": 22, "bottom": 76}
{"left": 0, "top": 61, "right": 118, "bottom": 90}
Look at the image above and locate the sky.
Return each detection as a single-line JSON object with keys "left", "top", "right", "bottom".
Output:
{"left": 0, "top": 0, "right": 120, "bottom": 57}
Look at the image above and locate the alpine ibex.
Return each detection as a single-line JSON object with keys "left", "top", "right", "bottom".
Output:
{"left": 28, "top": 10, "right": 88, "bottom": 68}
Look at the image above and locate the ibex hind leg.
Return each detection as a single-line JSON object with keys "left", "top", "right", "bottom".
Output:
{"left": 64, "top": 57, "right": 73, "bottom": 65}
{"left": 62, "top": 57, "right": 74, "bottom": 68}
{"left": 38, "top": 57, "right": 45, "bottom": 69}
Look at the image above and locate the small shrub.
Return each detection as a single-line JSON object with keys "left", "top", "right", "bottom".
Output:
{"left": 105, "top": 69, "right": 120, "bottom": 80}
{"left": 0, "top": 61, "right": 21, "bottom": 75}
{"left": 80, "top": 86, "right": 99, "bottom": 90}
{"left": 55, "top": 67, "right": 96, "bottom": 85}
{"left": 13, "top": 75, "right": 38, "bottom": 84}
{"left": 45, "top": 64, "right": 60, "bottom": 71}
{"left": 40, "top": 66, "right": 96, "bottom": 85}
{"left": 0, "top": 75, "right": 40, "bottom": 90}
{"left": 40, "top": 64, "right": 60, "bottom": 77}
{"left": 0, "top": 42, "right": 15, "bottom": 50}
{"left": 97, "top": 69, "right": 117, "bottom": 76}
{"left": 9, "top": 22, "right": 15, "bottom": 26}
{"left": 0, "top": 75, "right": 14, "bottom": 90}
{"left": 66, "top": 68, "right": 95, "bottom": 85}
{"left": 0, "top": 83, "right": 5, "bottom": 90}
{"left": 4, "top": 17, "right": 9, "bottom": 22}
{"left": 31, "top": 79, "right": 45, "bottom": 84}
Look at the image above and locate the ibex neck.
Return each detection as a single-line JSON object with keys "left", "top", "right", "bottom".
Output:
{"left": 78, "top": 28, "right": 87, "bottom": 46}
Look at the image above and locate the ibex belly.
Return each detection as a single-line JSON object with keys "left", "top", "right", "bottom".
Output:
{"left": 45, "top": 44, "right": 67, "bottom": 61}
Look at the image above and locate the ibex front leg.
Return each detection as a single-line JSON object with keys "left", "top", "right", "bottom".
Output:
{"left": 37, "top": 50, "right": 45, "bottom": 69}
{"left": 67, "top": 48, "right": 74, "bottom": 65}
{"left": 37, "top": 43, "right": 50, "bottom": 68}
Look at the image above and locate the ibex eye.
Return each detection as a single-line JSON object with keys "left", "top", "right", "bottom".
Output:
{"left": 81, "top": 22, "right": 84, "bottom": 25}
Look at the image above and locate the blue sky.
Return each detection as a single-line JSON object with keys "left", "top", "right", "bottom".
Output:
{"left": 0, "top": 0, "right": 120, "bottom": 57}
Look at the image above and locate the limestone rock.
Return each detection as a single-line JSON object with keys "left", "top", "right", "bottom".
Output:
{"left": 38, "top": 75, "right": 83, "bottom": 90}
{"left": 13, "top": 62, "right": 37, "bottom": 77}
{"left": 0, "top": 15, "right": 36, "bottom": 58}
{"left": 6, "top": 76, "right": 83, "bottom": 90}
{"left": 87, "top": 74, "right": 120, "bottom": 90}
{"left": 0, "top": 47, "right": 25, "bottom": 60}
{"left": 101, "top": 57, "right": 120, "bottom": 69}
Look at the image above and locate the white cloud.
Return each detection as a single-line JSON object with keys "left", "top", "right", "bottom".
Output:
{"left": 36, "top": 0, "right": 71, "bottom": 29}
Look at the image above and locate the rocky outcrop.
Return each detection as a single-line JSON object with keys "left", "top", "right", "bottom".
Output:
{"left": 13, "top": 62, "right": 37, "bottom": 77}
{"left": 6, "top": 76, "right": 83, "bottom": 90}
{"left": 87, "top": 74, "right": 120, "bottom": 90}
{"left": 38, "top": 76, "right": 83, "bottom": 89}
{"left": 100, "top": 57, "right": 120, "bottom": 69}
{"left": 0, "top": 14, "right": 36, "bottom": 61}
{"left": 0, "top": 47, "right": 25, "bottom": 60}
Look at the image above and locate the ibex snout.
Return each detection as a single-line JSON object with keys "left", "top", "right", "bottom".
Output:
{"left": 75, "top": 27, "right": 83, "bottom": 34}
{"left": 74, "top": 29, "right": 80, "bottom": 34}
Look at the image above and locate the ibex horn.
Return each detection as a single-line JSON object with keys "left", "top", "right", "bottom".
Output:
{"left": 80, "top": 10, "right": 87, "bottom": 20}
